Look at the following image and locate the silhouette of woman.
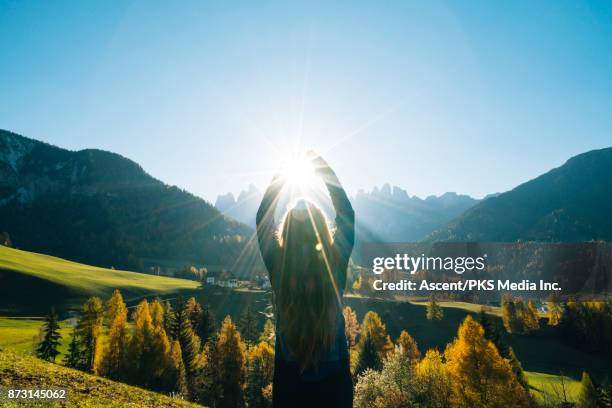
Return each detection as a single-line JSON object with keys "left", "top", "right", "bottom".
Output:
{"left": 256, "top": 152, "right": 354, "bottom": 408}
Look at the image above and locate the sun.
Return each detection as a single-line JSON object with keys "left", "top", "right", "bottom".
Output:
{"left": 280, "top": 153, "right": 316, "bottom": 189}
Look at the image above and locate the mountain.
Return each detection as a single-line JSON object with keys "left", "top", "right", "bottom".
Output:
{"left": 353, "top": 184, "right": 479, "bottom": 242}
{"left": 214, "top": 184, "right": 262, "bottom": 227}
{"left": 0, "top": 130, "right": 254, "bottom": 273}
{"left": 215, "top": 183, "right": 479, "bottom": 242}
{"left": 428, "top": 147, "right": 612, "bottom": 242}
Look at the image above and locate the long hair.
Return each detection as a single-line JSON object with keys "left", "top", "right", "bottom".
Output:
{"left": 276, "top": 199, "right": 340, "bottom": 371}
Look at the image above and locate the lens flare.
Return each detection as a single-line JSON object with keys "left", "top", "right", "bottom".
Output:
{"left": 280, "top": 154, "right": 316, "bottom": 189}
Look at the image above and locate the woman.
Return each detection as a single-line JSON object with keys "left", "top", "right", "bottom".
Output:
{"left": 256, "top": 152, "right": 355, "bottom": 408}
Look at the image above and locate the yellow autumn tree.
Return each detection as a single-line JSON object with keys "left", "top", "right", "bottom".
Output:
{"left": 547, "top": 295, "right": 563, "bottom": 326}
{"left": 415, "top": 349, "right": 452, "bottom": 408}
{"left": 99, "top": 290, "right": 129, "bottom": 380}
{"left": 216, "top": 316, "right": 247, "bottom": 408}
{"left": 105, "top": 289, "right": 127, "bottom": 326}
{"left": 444, "top": 315, "right": 529, "bottom": 408}
{"left": 246, "top": 341, "right": 275, "bottom": 408}
{"left": 524, "top": 300, "right": 540, "bottom": 332}
{"left": 359, "top": 311, "right": 393, "bottom": 357}
{"left": 150, "top": 298, "right": 165, "bottom": 328}
{"left": 397, "top": 330, "right": 421, "bottom": 363}
{"left": 128, "top": 299, "right": 175, "bottom": 392}
{"left": 343, "top": 306, "right": 359, "bottom": 348}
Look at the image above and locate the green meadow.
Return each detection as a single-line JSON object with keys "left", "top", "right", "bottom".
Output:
{"left": 0, "top": 245, "right": 200, "bottom": 314}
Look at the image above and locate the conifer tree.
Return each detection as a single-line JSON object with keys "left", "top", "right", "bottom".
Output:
{"left": 259, "top": 319, "right": 275, "bottom": 346}
{"left": 105, "top": 289, "right": 127, "bottom": 326}
{"left": 427, "top": 296, "right": 444, "bottom": 321}
{"left": 343, "top": 306, "right": 359, "bottom": 349}
{"left": 199, "top": 303, "right": 216, "bottom": 342}
{"left": 414, "top": 349, "right": 453, "bottom": 408}
{"left": 239, "top": 306, "right": 258, "bottom": 346}
{"left": 64, "top": 329, "right": 82, "bottom": 369}
{"left": 216, "top": 316, "right": 246, "bottom": 408}
{"left": 176, "top": 305, "right": 202, "bottom": 377}
{"left": 245, "top": 341, "right": 274, "bottom": 408}
{"left": 444, "top": 315, "right": 529, "bottom": 408}
{"left": 478, "top": 307, "right": 509, "bottom": 357}
{"left": 577, "top": 371, "right": 600, "bottom": 408}
{"left": 355, "top": 334, "right": 382, "bottom": 376}
{"left": 169, "top": 339, "right": 189, "bottom": 398}
{"left": 150, "top": 298, "right": 165, "bottom": 328}
{"left": 185, "top": 297, "right": 203, "bottom": 331}
{"left": 36, "top": 308, "right": 62, "bottom": 362}
{"left": 547, "top": 294, "right": 563, "bottom": 326}
{"left": 359, "top": 311, "right": 393, "bottom": 357}
{"left": 523, "top": 300, "right": 540, "bottom": 332}
{"left": 76, "top": 296, "right": 104, "bottom": 371}
{"left": 101, "top": 291, "right": 129, "bottom": 381}
{"left": 508, "top": 347, "right": 529, "bottom": 390}
{"left": 396, "top": 330, "right": 420, "bottom": 362}
{"left": 163, "top": 300, "right": 177, "bottom": 339}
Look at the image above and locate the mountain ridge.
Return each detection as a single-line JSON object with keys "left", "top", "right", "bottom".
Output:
{"left": 0, "top": 129, "right": 254, "bottom": 273}
{"left": 427, "top": 147, "right": 612, "bottom": 242}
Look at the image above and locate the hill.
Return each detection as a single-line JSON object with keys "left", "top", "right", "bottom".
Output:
{"left": 0, "top": 130, "right": 254, "bottom": 273}
{"left": 0, "top": 349, "right": 202, "bottom": 407}
{"left": 0, "top": 245, "right": 200, "bottom": 314}
{"left": 428, "top": 147, "right": 612, "bottom": 242}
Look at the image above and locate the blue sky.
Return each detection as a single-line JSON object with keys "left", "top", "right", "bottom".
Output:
{"left": 1, "top": 1, "right": 611, "bottom": 201}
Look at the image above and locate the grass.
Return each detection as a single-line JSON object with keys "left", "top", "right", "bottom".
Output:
{"left": 525, "top": 371, "right": 581, "bottom": 403}
{"left": 0, "top": 246, "right": 201, "bottom": 314}
{"left": 0, "top": 349, "right": 202, "bottom": 407}
{"left": 0, "top": 317, "right": 73, "bottom": 356}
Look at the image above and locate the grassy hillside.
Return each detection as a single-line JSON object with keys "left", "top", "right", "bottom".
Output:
{"left": 0, "top": 317, "right": 73, "bottom": 355}
{"left": 0, "top": 246, "right": 200, "bottom": 314}
{"left": 0, "top": 349, "right": 202, "bottom": 407}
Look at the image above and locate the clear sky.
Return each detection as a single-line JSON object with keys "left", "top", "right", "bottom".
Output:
{"left": 1, "top": 1, "right": 611, "bottom": 202}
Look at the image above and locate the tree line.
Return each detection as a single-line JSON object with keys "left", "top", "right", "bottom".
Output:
{"left": 37, "top": 290, "right": 274, "bottom": 407}
{"left": 35, "top": 293, "right": 611, "bottom": 407}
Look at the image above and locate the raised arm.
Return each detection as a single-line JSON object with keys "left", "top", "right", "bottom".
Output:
{"left": 311, "top": 154, "right": 355, "bottom": 286}
{"left": 256, "top": 175, "right": 283, "bottom": 273}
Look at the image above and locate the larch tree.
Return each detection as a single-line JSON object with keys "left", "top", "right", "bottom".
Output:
{"left": 36, "top": 308, "right": 62, "bottom": 362}
{"left": 396, "top": 330, "right": 420, "bottom": 363}
{"left": 547, "top": 295, "right": 563, "bottom": 326}
{"left": 414, "top": 349, "right": 453, "bottom": 408}
{"left": 259, "top": 319, "right": 275, "bottom": 346}
{"left": 523, "top": 300, "right": 540, "bottom": 332}
{"left": 426, "top": 296, "right": 443, "bottom": 321}
{"left": 246, "top": 341, "right": 275, "bottom": 408}
{"left": 100, "top": 291, "right": 129, "bottom": 380}
{"left": 343, "top": 306, "right": 360, "bottom": 349}
{"left": 444, "top": 315, "right": 529, "bottom": 408}
{"left": 76, "top": 296, "right": 104, "bottom": 372}
{"left": 359, "top": 311, "right": 393, "bottom": 357}
{"left": 216, "top": 316, "right": 247, "bottom": 408}
{"left": 105, "top": 289, "right": 127, "bottom": 326}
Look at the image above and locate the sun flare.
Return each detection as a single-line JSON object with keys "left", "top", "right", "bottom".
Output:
{"left": 280, "top": 153, "right": 317, "bottom": 189}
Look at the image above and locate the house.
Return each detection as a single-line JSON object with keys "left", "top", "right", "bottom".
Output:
{"left": 217, "top": 271, "right": 238, "bottom": 288}
{"left": 205, "top": 271, "right": 220, "bottom": 285}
